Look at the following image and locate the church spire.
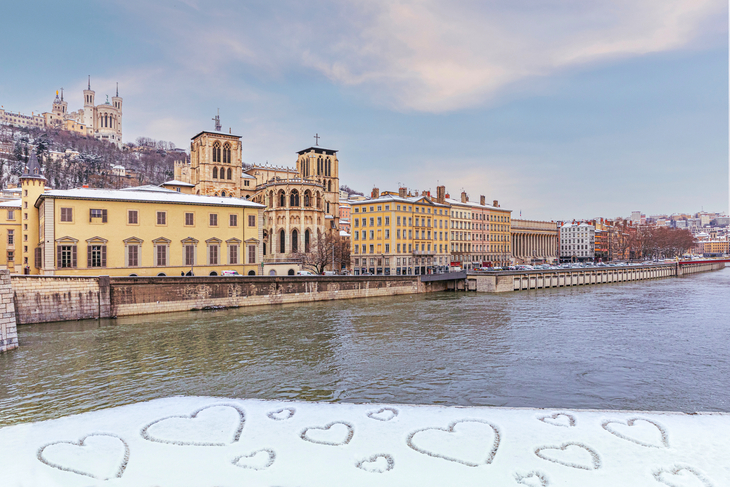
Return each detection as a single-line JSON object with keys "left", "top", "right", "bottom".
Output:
{"left": 116, "top": 82, "right": 118, "bottom": 97}
{"left": 61, "top": 88, "right": 63, "bottom": 101}
{"left": 88, "top": 75, "right": 91, "bottom": 90}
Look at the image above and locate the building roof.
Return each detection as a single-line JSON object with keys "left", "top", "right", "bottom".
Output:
{"left": 190, "top": 130, "right": 242, "bottom": 140}
{"left": 36, "top": 187, "right": 265, "bottom": 209}
{"left": 161, "top": 180, "right": 196, "bottom": 188}
{"left": 296, "top": 147, "right": 338, "bottom": 155}
{"left": 0, "top": 199, "right": 21, "bottom": 208}
{"left": 348, "top": 194, "right": 450, "bottom": 208}
{"left": 444, "top": 197, "right": 510, "bottom": 211}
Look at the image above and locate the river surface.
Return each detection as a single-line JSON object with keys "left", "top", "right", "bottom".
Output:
{"left": 1, "top": 269, "right": 729, "bottom": 426}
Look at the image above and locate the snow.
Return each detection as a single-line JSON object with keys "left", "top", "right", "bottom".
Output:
{"left": 39, "top": 187, "right": 265, "bottom": 209}
{"left": 0, "top": 198, "right": 21, "bottom": 207}
{"left": 0, "top": 396, "right": 727, "bottom": 486}
{"left": 161, "top": 180, "right": 196, "bottom": 187}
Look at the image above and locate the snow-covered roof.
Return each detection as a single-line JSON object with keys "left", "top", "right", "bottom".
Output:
{"left": 241, "top": 173, "right": 256, "bottom": 179}
{"left": 161, "top": 180, "right": 195, "bottom": 187}
{"left": 349, "top": 194, "right": 450, "bottom": 208}
{"left": 0, "top": 199, "right": 21, "bottom": 208}
{"left": 339, "top": 230, "right": 350, "bottom": 237}
{"left": 444, "top": 197, "right": 508, "bottom": 211}
{"left": 36, "top": 187, "right": 265, "bottom": 209}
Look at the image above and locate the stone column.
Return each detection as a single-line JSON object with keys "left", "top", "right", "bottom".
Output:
{"left": 0, "top": 270, "right": 18, "bottom": 352}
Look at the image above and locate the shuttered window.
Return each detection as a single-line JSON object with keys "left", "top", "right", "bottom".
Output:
{"left": 127, "top": 245, "right": 139, "bottom": 267}
{"left": 209, "top": 214, "right": 218, "bottom": 226}
{"left": 185, "top": 213, "right": 194, "bottom": 226}
{"left": 248, "top": 215, "right": 256, "bottom": 227}
{"left": 156, "top": 212, "right": 166, "bottom": 225}
{"left": 208, "top": 245, "right": 218, "bottom": 265}
{"left": 128, "top": 210, "right": 138, "bottom": 224}
{"left": 229, "top": 244, "right": 238, "bottom": 265}
{"left": 34, "top": 247, "right": 41, "bottom": 269}
{"left": 89, "top": 209, "right": 107, "bottom": 222}
{"left": 57, "top": 245, "right": 77, "bottom": 268}
{"left": 87, "top": 245, "right": 106, "bottom": 267}
{"left": 60, "top": 208, "right": 73, "bottom": 222}
{"left": 155, "top": 245, "right": 167, "bottom": 266}
{"left": 229, "top": 214, "right": 237, "bottom": 227}
{"left": 248, "top": 245, "right": 256, "bottom": 264}
{"left": 184, "top": 245, "right": 195, "bottom": 266}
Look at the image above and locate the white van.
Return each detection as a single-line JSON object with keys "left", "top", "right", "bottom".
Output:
{"left": 296, "top": 270, "right": 315, "bottom": 276}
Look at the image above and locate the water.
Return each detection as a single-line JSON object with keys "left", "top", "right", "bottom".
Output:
{"left": 1, "top": 269, "right": 728, "bottom": 426}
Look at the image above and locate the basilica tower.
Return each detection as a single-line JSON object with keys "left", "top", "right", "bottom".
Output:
{"left": 83, "top": 75, "right": 95, "bottom": 129}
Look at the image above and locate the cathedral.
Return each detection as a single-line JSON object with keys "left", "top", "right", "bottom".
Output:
{"left": 171, "top": 119, "right": 341, "bottom": 265}
{"left": 43, "top": 77, "right": 123, "bottom": 148}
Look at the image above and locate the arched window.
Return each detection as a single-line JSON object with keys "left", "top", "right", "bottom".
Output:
{"left": 269, "top": 191, "right": 274, "bottom": 208}
{"left": 279, "top": 229, "right": 286, "bottom": 254}
{"left": 292, "top": 229, "right": 298, "bottom": 253}
{"left": 305, "top": 229, "right": 310, "bottom": 253}
{"left": 279, "top": 190, "right": 286, "bottom": 207}
{"left": 213, "top": 142, "right": 221, "bottom": 163}
{"left": 212, "top": 167, "right": 218, "bottom": 179}
{"left": 303, "top": 190, "right": 311, "bottom": 207}
{"left": 316, "top": 192, "right": 321, "bottom": 209}
{"left": 326, "top": 159, "right": 331, "bottom": 176}
{"left": 327, "top": 180, "right": 332, "bottom": 192}
{"left": 223, "top": 143, "right": 231, "bottom": 163}
{"left": 248, "top": 270, "right": 256, "bottom": 276}
{"left": 222, "top": 191, "right": 226, "bottom": 197}
{"left": 227, "top": 167, "right": 232, "bottom": 180}
{"left": 317, "top": 157, "right": 322, "bottom": 175}
{"left": 304, "top": 158, "right": 309, "bottom": 177}
{"left": 290, "top": 190, "right": 299, "bottom": 207}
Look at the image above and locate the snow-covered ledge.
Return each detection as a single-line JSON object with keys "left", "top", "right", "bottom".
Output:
{"left": 0, "top": 396, "right": 726, "bottom": 486}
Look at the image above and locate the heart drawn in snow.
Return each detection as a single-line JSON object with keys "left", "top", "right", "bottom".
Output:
{"left": 653, "top": 465, "right": 714, "bottom": 487}
{"left": 514, "top": 471, "right": 549, "bottom": 487}
{"left": 267, "top": 407, "right": 296, "bottom": 421}
{"left": 406, "top": 420, "right": 501, "bottom": 467}
{"left": 37, "top": 433, "right": 129, "bottom": 480}
{"left": 602, "top": 418, "right": 669, "bottom": 448}
{"left": 538, "top": 412, "right": 576, "bottom": 428}
{"left": 300, "top": 422, "right": 354, "bottom": 446}
{"left": 356, "top": 453, "right": 395, "bottom": 473}
{"left": 141, "top": 404, "right": 245, "bottom": 446}
{"left": 534, "top": 442, "right": 601, "bottom": 470}
{"left": 232, "top": 449, "right": 276, "bottom": 471}
{"left": 367, "top": 407, "right": 399, "bottom": 422}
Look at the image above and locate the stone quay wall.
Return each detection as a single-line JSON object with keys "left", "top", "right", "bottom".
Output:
{"left": 10, "top": 275, "right": 111, "bottom": 325}
{"left": 9, "top": 275, "right": 446, "bottom": 324}
{"left": 469, "top": 261, "right": 725, "bottom": 293}
{"left": 0, "top": 270, "right": 18, "bottom": 352}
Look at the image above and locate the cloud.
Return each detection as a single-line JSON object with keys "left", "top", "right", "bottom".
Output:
{"left": 119, "top": 0, "right": 725, "bottom": 113}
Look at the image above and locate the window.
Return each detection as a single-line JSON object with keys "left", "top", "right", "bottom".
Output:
{"left": 248, "top": 215, "right": 255, "bottom": 227}
{"left": 156, "top": 211, "right": 166, "bottom": 225}
{"left": 248, "top": 245, "right": 256, "bottom": 264}
{"left": 208, "top": 244, "right": 219, "bottom": 265}
{"left": 229, "top": 214, "right": 238, "bottom": 227}
{"left": 228, "top": 244, "right": 239, "bottom": 264}
{"left": 155, "top": 244, "right": 167, "bottom": 266}
{"left": 223, "top": 143, "right": 231, "bottom": 163}
{"left": 7, "top": 210, "right": 14, "bottom": 220}
{"left": 210, "top": 213, "right": 218, "bottom": 226}
{"left": 377, "top": 217, "right": 382, "bottom": 226}
{"left": 213, "top": 142, "right": 221, "bottom": 162}
{"left": 185, "top": 212, "right": 194, "bottom": 226}
{"left": 58, "top": 245, "right": 77, "bottom": 268}
{"left": 185, "top": 245, "right": 195, "bottom": 266}
{"left": 127, "top": 245, "right": 139, "bottom": 267}
{"left": 88, "top": 244, "right": 106, "bottom": 267}
{"left": 90, "top": 209, "right": 107, "bottom": 222}
{"left": 7, "top": 230, "right": 14, "bottom": 245}
{"left": 128, "top": 210, "right": 138, "bottom": 224}
{"left": 377, "top": 206, "right": 382, "bottom": 211}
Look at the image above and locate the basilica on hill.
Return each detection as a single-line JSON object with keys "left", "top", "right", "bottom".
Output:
{"left": 169, "top": 118, "right": 341, "bottom": 264}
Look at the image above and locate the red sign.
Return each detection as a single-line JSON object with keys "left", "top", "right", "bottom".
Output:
{"left": 451, "top": 262, "right": 462, "bottom": 266}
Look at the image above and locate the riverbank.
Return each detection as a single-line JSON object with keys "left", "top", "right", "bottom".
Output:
{"left": 0, "top": 396, "right": 727, "bottom": 486}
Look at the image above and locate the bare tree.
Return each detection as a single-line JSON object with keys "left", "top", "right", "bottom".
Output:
{"left": 294, "top": 232, "right": 350, "bottom": 274}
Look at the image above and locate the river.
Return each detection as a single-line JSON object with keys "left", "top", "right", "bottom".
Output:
{"left": 1, "top": 268, "right": 728, "bottom": 426}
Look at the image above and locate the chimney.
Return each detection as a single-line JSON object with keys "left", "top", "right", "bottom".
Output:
{"left": 399, "top": 187, "right": 407, "bottom": 198}
{"left": 493, "top": 200, "right": 499, "bottom": 207}
{"left": 461, "top": 191, "right": 468, "bottom": 203}
{"left": 424, "top": 190, "right": 430, "bottom": 197}
{"left": 480, "top": 195, "right": 485, "bottom": 206}
{"left": 436, "top": 185, "right": 446, "bottom": 204}
{"left": 414, "top": 190, "right": 419, "bottom": 197}
{"left": 371, "top": 187, "right": 379, "bottom": 199}
{"left": 445, "top": 193, "right": 450, "bottom": 199}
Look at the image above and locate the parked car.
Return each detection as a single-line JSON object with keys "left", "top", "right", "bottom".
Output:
{"left": 322, "top": 271, "right": 337, "bottom": 276}
{"left": 222, "top": 270, "right": 240, "bottom": 276}
{"left": 296, "top": 270, "right": 315, "bottom": 276}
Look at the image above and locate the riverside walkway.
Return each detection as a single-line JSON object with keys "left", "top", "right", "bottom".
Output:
{"left": 0, "top": 396, "right": 726, "bottom": 486}
{"left": 466, "top": 260, "right": 726, "bottom": 293}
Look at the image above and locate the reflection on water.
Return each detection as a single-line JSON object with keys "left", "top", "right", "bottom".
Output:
{"left": 1, "top": 269, "right": 729, "bottom": 426}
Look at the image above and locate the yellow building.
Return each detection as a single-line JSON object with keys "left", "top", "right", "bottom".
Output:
{"left": 0, "top": 199, "right": 21, "bottom": 273}
{"left": 350, "top": 188, "right": 451, "bottom": 275}
{"left": 13, "top": 152, "right": 266, "bottom": 276}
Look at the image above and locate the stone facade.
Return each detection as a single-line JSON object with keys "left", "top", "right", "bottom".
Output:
{"left": 11, "top": 275, "right": 110, "bottom": 324}
{"left": 0, "top": 270, "right": 18, "bottom": 352}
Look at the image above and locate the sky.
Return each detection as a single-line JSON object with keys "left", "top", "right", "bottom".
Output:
{"left": 0, "top": 0, "right": 727, "bottom": 221}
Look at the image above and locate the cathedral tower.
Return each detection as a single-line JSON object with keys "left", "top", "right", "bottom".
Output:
{"left": 83, "top": 76, "right": 95, "bottom": 129}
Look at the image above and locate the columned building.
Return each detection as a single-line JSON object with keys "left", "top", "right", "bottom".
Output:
{"left": 511, "top": 220, "right": 559, "bottom": 264}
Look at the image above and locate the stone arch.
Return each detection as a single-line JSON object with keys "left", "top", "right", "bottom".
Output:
{"left": 157, "top": 273, "right": 166, "bottom": 276}
{"left": 279, "top": 229, "right": 286, "bottom": 254}
{"left": 221, "top": 191, "right": 226, "bottom": 197}
{"left": 290, "top": 189, "right": 300, "bottom": 207}
{"left": 278, "top": 190, "right": 286, "bottom": 207}
{"left": 227, "top": 167, "right": 232, "bottom": 180}
{"left": 213, "top": 167, "right": 218, "bottom": 179}
{"left": 248, "top": 270, "right": 256, "bottom": 276}
{"left": 269, "top": 270, "right": 277, "bottom": 276}
{"left": 288, "top": 269, "right": 295, "bottom": 275}
{"left": 209, "top": 271, "right": 218, "bottom": 276}
{"left": 304, "top": 190, "right": 312, "bottom": 207}
{"left": 223, "top": 142, "right": 231, "bottom": 163}
{"left": 292, "top": 229, "right": 299, "bottom": 253}
{"left": 213, "top": 142, "right": 221, "bottom": 162}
